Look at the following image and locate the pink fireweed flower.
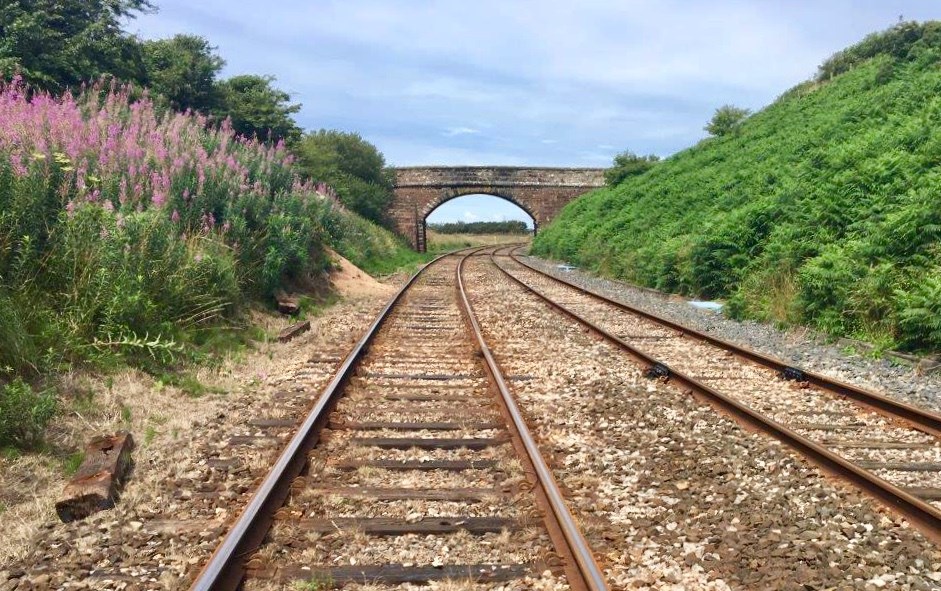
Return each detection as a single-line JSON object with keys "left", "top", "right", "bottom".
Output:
{"left": 10, "top": 153, "right": 27, "bottom": 176}
{"left": 171, "top": 209, "right": 180, "bottom": 223}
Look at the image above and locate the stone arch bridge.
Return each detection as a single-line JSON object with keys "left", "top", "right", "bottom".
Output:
{"left": 390, "top": 166, "right": 605, "bottom": 251}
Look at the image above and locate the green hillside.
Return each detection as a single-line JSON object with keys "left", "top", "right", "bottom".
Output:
{"left": 533, "top": 22, "right": 941, "bottom": 353}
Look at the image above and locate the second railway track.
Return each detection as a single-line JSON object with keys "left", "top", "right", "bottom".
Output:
{"left": 491, "top": 245, "right": 941, "bottom": 542}
{"left": 190, "top": 248, "right": 607, "bottom": 590}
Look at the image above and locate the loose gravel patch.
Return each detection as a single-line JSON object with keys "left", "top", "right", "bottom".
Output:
{"left": 521, "top": 253, "right": 941, "bottom": 413}
{"left": 466, "top": 255, "right": 941, "bottom": 590}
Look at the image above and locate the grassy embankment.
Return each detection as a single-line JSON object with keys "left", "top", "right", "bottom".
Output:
{"left": 0, "top": 80, "right": 415, "bottom": 449}
{"left": 534, "top": 22, "right": 941, "bottom": 354}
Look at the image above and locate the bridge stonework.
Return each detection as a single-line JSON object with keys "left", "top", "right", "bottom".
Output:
{"left": 390, "top": 166, "right": 605, "bottom": 251}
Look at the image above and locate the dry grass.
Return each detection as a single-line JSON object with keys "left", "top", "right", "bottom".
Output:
{"left": 426, "top": 231, "right": 531, "bottom": 251}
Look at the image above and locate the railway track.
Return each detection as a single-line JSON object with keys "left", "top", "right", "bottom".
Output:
{"left": 190, "top": 248, "right": 607, "bottom": 590}
{"left": 490, "top": 245, "right": 941, "bottom": 542}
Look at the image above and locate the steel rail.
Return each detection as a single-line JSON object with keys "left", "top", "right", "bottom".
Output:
{"left": 489, "top": 248, "right": 941, "bottom": 544}
{"left": 190, "top": 247, "right": 482, "bottom": 591}
{"left": 456, "top": 248, "right": 609, "bottom": 590}
{"left": 508, "top": 247, "right": 941, "bottom": 439}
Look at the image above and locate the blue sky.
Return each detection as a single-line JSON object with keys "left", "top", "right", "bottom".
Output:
{"left": 128, "top": 1, "right": 939, "bottom": 223}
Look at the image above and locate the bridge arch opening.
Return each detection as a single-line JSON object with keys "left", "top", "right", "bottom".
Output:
{"left": 422, "top": 193, "right": 535, "bottom": 251}
{"left": 389, "top": 166, "right": 606, "bottom": 251}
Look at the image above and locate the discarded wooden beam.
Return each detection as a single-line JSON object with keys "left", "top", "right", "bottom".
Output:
{"left": 55, "top": 432, "right": 134, "bottom": 522}
{"left": 278, "top": 320, "right": 310, "bottom": 343}
{"left": 275, "top": 293, "right": 300, "bottom": 316}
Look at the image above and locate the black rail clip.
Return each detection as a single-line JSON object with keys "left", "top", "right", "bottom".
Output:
{"left": 645, "top": 363, "right": 671, "bottom": 380}
{"left": 779, "top": 366, "right": 806, "bottom": 382}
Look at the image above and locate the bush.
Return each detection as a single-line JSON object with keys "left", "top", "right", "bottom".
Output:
{"left": 293, "top": 130, "right": 394, "bottom": 225}
{"left": 0, "top": 379, "right": 57, "bottom": 449}
{"left": 604, "top": 151, "right": 660, "bottom": 186}
{"left": 704, "top": 105, "right": 750, "bottom": 137}
{"left": 0, "top": 78, "right": 394, "bottom": 374}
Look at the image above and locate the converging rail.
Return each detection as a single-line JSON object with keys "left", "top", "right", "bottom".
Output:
{"left": 190, "top": 246, "right": 607, "bottom": 590}
{"left": 492, "top": 245, "right": 941, "bottom": 543}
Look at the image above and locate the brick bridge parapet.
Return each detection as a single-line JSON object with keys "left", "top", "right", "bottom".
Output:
{"left": 389, "top": 166, "right": 605, "bottom": 251}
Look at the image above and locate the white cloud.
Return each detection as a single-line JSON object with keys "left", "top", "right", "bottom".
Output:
{"left": 131, "top": 1, "right": 937, "bottom": 166}
{"left": 443, "top": 126, "right": 480, "bottom": 137}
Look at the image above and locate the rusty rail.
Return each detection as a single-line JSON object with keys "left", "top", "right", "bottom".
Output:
{"left": 491, "top": 247, "right": 941, "bottom": 544}
{"left": 509, "top": 247, "right": 941, "bottom": 438}
{"left": 190, "top": 248, "right": 476, "bottom": 591}
{"left": 456, "top": 249, "right": 609, "bottom": 590}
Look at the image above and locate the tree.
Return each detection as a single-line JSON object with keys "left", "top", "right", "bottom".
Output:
{"left": 215, "top": 75, "right": 301, "bottom": 143}
{"left": 294, "top": 130, "right": 394, "bottom": 224}
{"left": 0, "top": 0, "right": 152, "bottom": 91}
{"left": 705, "top": 105, "right": 751, "bottom": 137}
{"left": 604, "top": 151, "right": 660, "bottom": 186}
{"left": 142, "top": 34, "right": 224, "bottom": 113}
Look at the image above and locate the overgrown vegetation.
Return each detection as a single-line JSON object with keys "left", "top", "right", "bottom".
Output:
{"left": 429, "top": 220, "right": 530, "bottom": 234}
{"left": 0, "top": 3, "right": 425, "bottom": 454}
{"left": 534, "top": 21, "right": 941, "bottom": 353}
{"left": 0, "top": 79, "right": 406, "bottom": 381}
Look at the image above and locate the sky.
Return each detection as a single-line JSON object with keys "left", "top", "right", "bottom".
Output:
{"left": 128, "top": 1, "right": 939, "bottom": 224}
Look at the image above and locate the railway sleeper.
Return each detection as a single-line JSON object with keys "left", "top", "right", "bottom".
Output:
{"left": 252, "top": 564, "right": 535, "bottom": 586}
{"left": 349, "top": 436, "right": 509, "bottom": 449}
{"left": 329, "top": 419, "right": 502, "bottom": 431}
{"left": 328, "top": 458, "right": 499, "bottom": 471}
{"left": 301, "top": 484, "right": 512, "bottom": 501}
{"left": 267, "top": 516, "right": 530, "bottom": 535}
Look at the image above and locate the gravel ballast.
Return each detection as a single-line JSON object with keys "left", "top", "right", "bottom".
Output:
{"left": 496, "top": 254, "right": 941, "bottom": 508}
{"left": 521, "top": 253, "right": 941, "bottom": 413}
{"left": 466, "top": 254, "right": 941, "bottom": 590}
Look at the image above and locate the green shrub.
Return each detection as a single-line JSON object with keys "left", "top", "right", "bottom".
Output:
{"left": 0, "top": 379, "right": 57, "bottom": 449}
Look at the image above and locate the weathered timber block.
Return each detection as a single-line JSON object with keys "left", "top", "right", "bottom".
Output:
{"left": 55, "top": 432, "right": 134, "bottom": 522}
{"left": 278, "top": 320, "right": 311, "bottom": 343}
{"left": 275, "top": 292, "right": 300, "bottom": 316}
